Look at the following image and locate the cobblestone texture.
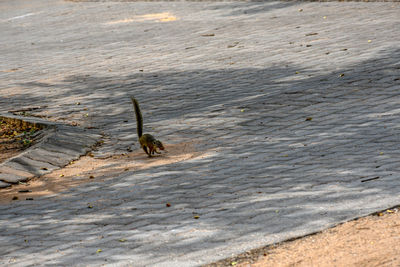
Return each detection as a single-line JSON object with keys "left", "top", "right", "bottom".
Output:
{"left": 1, "top": 0, "right": 400, "bottom": 266}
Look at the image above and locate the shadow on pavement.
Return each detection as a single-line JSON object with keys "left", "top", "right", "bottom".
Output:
{"left": 1, "top": 47, "right": 400, "bottom": 265}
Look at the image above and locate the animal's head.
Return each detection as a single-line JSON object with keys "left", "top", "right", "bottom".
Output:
{"left": 154, "top": 140, "right": 165, "bottom": 150}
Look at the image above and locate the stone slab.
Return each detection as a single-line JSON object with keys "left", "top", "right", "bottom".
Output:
{"left": 0, "top": 172, "right": 32, "bottom": 184}
{"left": 0, "top": 181, "right": 11, "bottom": 188}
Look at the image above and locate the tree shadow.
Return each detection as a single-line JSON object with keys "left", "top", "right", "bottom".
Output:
{"left": 1, "top": 47, "right": 400, "bottom": 265}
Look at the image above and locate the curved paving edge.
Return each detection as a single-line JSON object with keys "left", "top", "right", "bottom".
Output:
{"left": 0, "top": 113, "right": 102, "bottom": 188}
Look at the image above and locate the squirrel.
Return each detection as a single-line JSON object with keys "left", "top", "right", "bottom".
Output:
{"left": 131, "top": 97, "right": 165, "bottom": 157}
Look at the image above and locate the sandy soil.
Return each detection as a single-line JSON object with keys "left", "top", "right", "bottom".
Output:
{"left": 0, "top": 141, "right": 206, "bottom": 203}
{"left": 207, "top": 208, "right": 400, "bottom": 267}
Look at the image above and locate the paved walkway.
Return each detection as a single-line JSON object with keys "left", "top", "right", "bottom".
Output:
{"left": 1, "top": 1, "right": 400, "bottom": 266}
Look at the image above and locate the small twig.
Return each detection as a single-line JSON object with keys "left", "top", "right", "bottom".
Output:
{"left": 361, "top": 176, "right": 380, "bottom": 183}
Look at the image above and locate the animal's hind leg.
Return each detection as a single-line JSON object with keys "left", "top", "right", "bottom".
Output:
{"left": 142, "top": 146, "right": 151, "bottom": 156}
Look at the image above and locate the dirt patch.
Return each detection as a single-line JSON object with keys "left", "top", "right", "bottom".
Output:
{"left": 0, "top": 119, "right": 41, "bottom": 164}
{"left": 0, "top": 141, "right": 207, "bottom": 204}
{"left": 207, "top": 208, "right": 400, "bottom": 267}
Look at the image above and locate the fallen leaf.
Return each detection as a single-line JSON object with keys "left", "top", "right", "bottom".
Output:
{"left": 339, "top": 73, "right": 345, "bottom": 77}
{"left": 119, "top": 239, "right": 127, "bottom": 242}
{"left": 166, "top": 203, "right": 171, "bottom": 207}
{"left": 305, "top": 117, "right": 312, "bottom": 121}
{"left": 194, "top": 215, "right": 200, "bottom": 219}
{"left": 387, "top": 209, "right": 394, "bottom": 213}
{"left": 89, "top": 175, "right": 94, "bottom": 179}
{"left": 227, "top": 42, "right": 239, "bottom": 48}
{"left": 96, "top": 249, "right": 102, "bottom": 253}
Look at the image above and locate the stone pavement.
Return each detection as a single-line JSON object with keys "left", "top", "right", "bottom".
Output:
{"left": 0, "top": 113, "right": 101, "bottom": 188}
{"left": 1, "top": 0, "right": 400, "bottom": 266}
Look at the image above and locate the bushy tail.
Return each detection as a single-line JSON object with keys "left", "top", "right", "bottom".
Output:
{"left": 131, "top": 97, "right": 143, "bottom": 138}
